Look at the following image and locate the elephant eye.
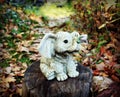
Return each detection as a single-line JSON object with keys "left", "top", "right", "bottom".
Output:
{"left": 63, "top": 40, "right": 68, "bottom": 43}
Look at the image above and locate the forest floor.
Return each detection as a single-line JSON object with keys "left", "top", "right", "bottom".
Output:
{"left": 0, "top": 2, "right": 120, "bottom": 97}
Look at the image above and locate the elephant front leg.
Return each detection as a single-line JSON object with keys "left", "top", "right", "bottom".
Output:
{"left": 40, "top": 63, "right": 55, "bottom": 80}
{"left": 51, "top": 62, "right": 68, "bottom": 81}
{"left": 67, "top": 59, "right": 79, "bottom": 78}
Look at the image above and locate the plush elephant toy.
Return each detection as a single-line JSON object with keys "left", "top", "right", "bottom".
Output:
{"left": 38, "top": 31, "right": 88, "bottom": 81}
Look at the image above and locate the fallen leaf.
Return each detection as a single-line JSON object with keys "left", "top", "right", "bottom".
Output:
{"left": 111, "top": 75, "right": 120, "bottom": 82}
{"left": 9, "top": 73, "right": 15, "bottom": 76}
{"left": 4, "top": 76, "right": 16, "bottom": 83}
{"left": 99, "top": 72, "right": 108, "bottom": 77}
{"left": 29, "top": 14, "right": 42, "bottom": 22}
{"left": 14, "top": 71, "right": 24, "bottom": 76}
{"left": 110, "top": 61, "right": 116, "bottom": 66}
{"left": 96, "top": 62, "right": 105, "bottom": 71}
{"left": 82, "top": 57, "right": 91, "bottom": 66}
{"left": 100, "top": 47, "right": 106, "bottom": 55}
{"left": 29, "top": 47, "right": 38, "bottom": 53}
{"left": 21, "top": 40, "right": 31, "bottom": 47}
{"left": 16, "top": 87, "right": 22, "bottom": 96}
{"left": 106, "top": 42, "right": 115, "bottom": 49}
{"left": 29, "top": 54, "right": 40, "bottom": 60}
{"left": 93, "top": 70, "right": 100, "bottom": 76}
{"left": 17, "top": 45, "right": 29, "bottom": 53}
{"left": 5, "top": 67, "right": 12, "bottom": 74}
{"left": 15, "top": 33, "right": 23, "bottom": 39}
{"left": 22, "top": 63, "right": 28, "bottom": 69}
{"left": 74, "top": 53, "right": 82, "bottom": 61}
{"left": 10, "top": 64, "right": 21, "bottom": 72}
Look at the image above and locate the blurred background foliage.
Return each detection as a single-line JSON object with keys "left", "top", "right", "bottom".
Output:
{"left": 72, "top": 0, "right": 120, "bottom": 33}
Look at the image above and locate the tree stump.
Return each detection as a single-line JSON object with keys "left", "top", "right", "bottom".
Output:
{"left": 22, "top": 61, "right": 92, "bottom": 97}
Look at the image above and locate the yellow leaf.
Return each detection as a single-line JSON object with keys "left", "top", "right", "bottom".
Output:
{"left": 4, "top": 76, "right": 16, "bottom": 83}
{"left": 16, "top": 87, "right": 22, "bottom": 96}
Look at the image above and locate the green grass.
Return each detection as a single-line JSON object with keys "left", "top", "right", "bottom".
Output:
{"left": 0, "top": 59, "right": 10, "bottom": 68}
{"left": 24, "top": 3, "right": 74, "bottom": 19}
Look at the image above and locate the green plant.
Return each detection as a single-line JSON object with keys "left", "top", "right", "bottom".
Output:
{"left": 95, "top": 40, "right": 107, "bottom": 52}
{"left": 116, "top": 69, "right": 120, "bottom": 75}
{"left": 19, "top": 55, "right": 31, "bottom": 64}
{"left": 0, "top": 59, "right": 10, "bottom": 67}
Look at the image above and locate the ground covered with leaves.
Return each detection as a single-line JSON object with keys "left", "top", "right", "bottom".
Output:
{"left": 0, "top": 0, "right": 120, "bottom": 97}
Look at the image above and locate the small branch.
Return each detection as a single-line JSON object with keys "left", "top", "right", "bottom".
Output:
{"left": 98, "top": 18, "right": 120, "bottom": 29}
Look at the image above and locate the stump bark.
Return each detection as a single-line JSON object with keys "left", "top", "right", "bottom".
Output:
{"left": 22, "top": 61, "right": 92, "bottom": 97}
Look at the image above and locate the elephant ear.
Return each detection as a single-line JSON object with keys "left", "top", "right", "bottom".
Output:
{"left": 71, "top": 31, "right": 88, "bottom": 43}
{"left": 71, "top": 31, "right": 80, "bottom": 38}
{"left": 38, "top": 33, "right": 56, "bottom": 58}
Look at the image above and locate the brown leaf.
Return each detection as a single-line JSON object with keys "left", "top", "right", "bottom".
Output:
{"left": 16, "top": 87, "right": 22, "bottom": 96}
{"left": 14, "top": 71, "right": 24, "bottom": 76}
{"left": 22, "top": 63, "right": 28, "bottom": 69}
{"left": 21, "top": 40, "right": 31, "bottom": 47}
{"left": 5, "top": 67, "right": 12, "bottom": 74}
{"left": 17, "top": 45, "right": 29, "bottom": 53}
{"left": 106, "top": 42, "right": 115, "bottom": 49}
{"left": 100, "top": 47, "right": 106, "bottom": 55}
{"left": 93, "top": 76, "right": 113, "bottom": 92}
{"left": 111, "top": 75, "right": 120, "bottom": 82}
{"left": 96, "top": 62, "right": 105, "bottom": 71}
{"left": 29, "top": 47, "right": 38, "bottom": 53}
{"left": 15, "top": 33, "right": 23, "bottom": 39}
{"left": 93, "top": 70, "right": 100, "bottom": 76}
{"left": 29, "top": 14, "right": 42, "bottom": 22}
{"left": 74, "top": 53, "right": 82, "bottom": 61}
{"left": 82, "top": 57, "right": 91, "bottom": 66}
{"left": 4, "top": 76, "right": 16, "bottom": 83}
{"left": 110, "top": 61, "right": 116, "bottom": 66}
{"left": 10, "top": 64, "right": 21, "bottom": 72}
{"left": 3, "top": 52, "right": 11, "bottom": 59}
{"left": 29, "top": 54, "right": 40, "bottom": 60}
{"left": 99, "top": 72, "right": 108, "bottom": 77}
